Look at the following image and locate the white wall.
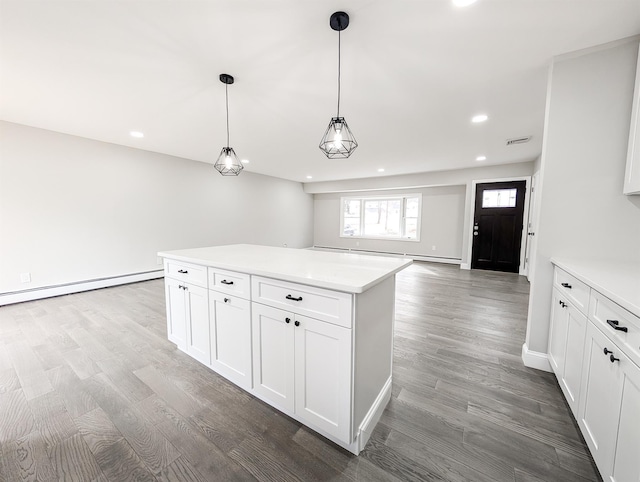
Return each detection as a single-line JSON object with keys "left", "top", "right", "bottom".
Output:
{"left": 525, "top": 38, "right": 640, "bottom": 358}
{"left": 0, "top": 122, "right": 314, "bottom": 295}
{"left": 314, "top": 186, "right": 466, "bottom": 260}
{"left": 308, "top": 162, "right": 535, "bottom": 265}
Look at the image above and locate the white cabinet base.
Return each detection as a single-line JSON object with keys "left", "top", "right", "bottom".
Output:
{"left": 160, "top": 245, "right": 410, "bottom": 456}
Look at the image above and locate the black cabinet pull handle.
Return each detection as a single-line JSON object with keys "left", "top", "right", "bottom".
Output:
{"left": 610, "top": 354, "right": 620, "bottom": 363}
{"left": 221, "top": 280, "right": 234, "bottom": 285}
{"left": 224, "top": 298, "right": 230, "bottom": 303}
{"left": 604, "top": 348, "right": 613, "bottom": 355}
{"left": 285, "top": 317, "right": 291, "bottom": 324}
{"left": 294, "top": 320, "right": 300, "bottom": 327}
{"left": 286, "top": 295, "right": 303, "bottom": 302}
{"left": 561, "top": 282, "right": 572, "bottom": 289}
{"left": 559, "top": 301, "right": 567, "bottom": 308}
{"left": 178, "top": 269, "right": 188, "bottom": 274}
{"left": 607, "top": 319, "right": 628, "bottom": 332}
{"left": 178, "top": 284, "right": 184, "bottom": 290}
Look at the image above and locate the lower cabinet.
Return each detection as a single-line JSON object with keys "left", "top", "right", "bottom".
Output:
{"left": 578, "top": 322, "right": 640, "bottom": 481}
{"left": 547, "top": 287, "right": 587, "bottom": 415}
{"left": 251, "top": 302, "right": 352, "bottom": 442}
{"left": 209, "top": 290, "right": 252, "bottom": 390}
{"left": 161, "top": 257, "right": 398, "bottom": 454}
{"left": 164, "top": 277, "right": 210, "bottom": 364}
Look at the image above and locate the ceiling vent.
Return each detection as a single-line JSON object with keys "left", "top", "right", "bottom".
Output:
{"left": 506, "top": 136, "right": 532, "bottom": 146}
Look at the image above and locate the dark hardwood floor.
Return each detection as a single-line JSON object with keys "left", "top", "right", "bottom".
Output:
{"left": 0, "top": 262, "right": 600, "bottom": 481}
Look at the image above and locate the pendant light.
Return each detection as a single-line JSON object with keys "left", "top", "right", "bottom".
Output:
{"left": 214, "top": 73, "right": 244, "bottom": 176}
{"left": 319, "top": 11, "right": 358, "bottom": 159}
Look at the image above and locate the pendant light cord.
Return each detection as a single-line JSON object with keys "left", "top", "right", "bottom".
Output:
{"left": 225, "top": 83, "right": 230, "bottom": 148}
{"left": 336, "top": 30, "right": 341, "bottom": 118}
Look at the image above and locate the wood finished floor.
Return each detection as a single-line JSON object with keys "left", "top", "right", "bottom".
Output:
{"left": 0, "top": 262, "right": 601, "bottom": 482}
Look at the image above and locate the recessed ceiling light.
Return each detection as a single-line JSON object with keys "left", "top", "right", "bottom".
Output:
{"left": 129, "top": 131, "right": 144, "bottom": 138}
{"left": 476, "top": 155, "right": 487, "bottom": 161}
{"left": 471, "top": 114, "right": 488, "bottom": 123}
{"left": 453, "top": 0, "right": 477, "bottom": 7}
{"left": 241, "top": 159, "right": 250, "bottom": 164}
{"left": 306, "top": 175, "right": 313, "bottom": 179}
{"left": 378, "top": 168, "right": 385, "bottom": 172}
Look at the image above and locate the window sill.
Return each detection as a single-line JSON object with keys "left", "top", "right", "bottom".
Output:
{"left": 339, "top": 235, "right": 421, "bottom": 243}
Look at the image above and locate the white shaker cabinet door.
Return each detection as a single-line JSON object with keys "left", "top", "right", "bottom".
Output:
{"left": 548, "top": 288, "right": 569, "bottom": 377}
{"left": 294, "top": 314, "right": 352, "bottom": 442}
{"left": 578, "top": 323, "right": 624, "bottom": 475}
{"left": 185, "top": 283, "right": 210, "bottom": 365}
{"left": 251, "top": 303, "right": 295, "bottom": 413}
{"left": 165, "top": 277, "right": 188, "bottom": 351}
{"left": 561, "top": 302, "right": 587, "bottom": 415}
{"left": 209, "top": 290, "right": 252, "bottom": 390}
{"left": 610, "top": 350, "right": 640, "bottom": 482}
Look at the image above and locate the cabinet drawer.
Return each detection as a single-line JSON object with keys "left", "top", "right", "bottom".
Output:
{"left": 208, "top": 268, "right": 251, "bottom": 300}
{"left": 589, "top": 290, "right": 640, "bottom": 368}
{"left": 164, "top": 260, "right": 207, "bottom": 288}
{"left": 553, "top": 267, "right": 590, "bottom": 314}
{"left": 252, "top": 276, "right": 352, "bottom": 328}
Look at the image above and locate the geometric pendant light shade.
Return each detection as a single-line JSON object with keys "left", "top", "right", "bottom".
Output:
{"left": 319, "top": 11, "right": 358, "bottom": 159}
{"left": 319, "top": 116, "right": 358, "bottom": 159}
{"left": 214, "top": 73, "right": 244, "bottom": 176}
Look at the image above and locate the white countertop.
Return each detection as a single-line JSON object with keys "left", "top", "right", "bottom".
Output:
{"left": 551, "top": 258, "right": 640, "bottom": 318}
{"left": 158, "top": 244, "right": 413, "bottom": 294}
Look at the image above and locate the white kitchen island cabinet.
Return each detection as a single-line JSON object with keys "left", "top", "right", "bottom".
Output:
{"left": 158, "top": 244, "right": 412, "bottom": 455}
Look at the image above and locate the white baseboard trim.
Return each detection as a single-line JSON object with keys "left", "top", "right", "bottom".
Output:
{"left": 357, "top": 376, "right": 393, "bottom": 453}
{"left": 521, "top": 343, "right": 552, "bottom": 372}
{"left": 312, "top": 246, "right": 461, "bottom": 265}
{"left": 460, "top": 263, "right": 471, "bottom": 270}
{"left": 0, "top": 270, "right": 164, "bottom": 306}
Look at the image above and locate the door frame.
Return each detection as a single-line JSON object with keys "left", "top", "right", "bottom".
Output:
{"left": 462, "top": 175, "right": 532, "bottom": 276}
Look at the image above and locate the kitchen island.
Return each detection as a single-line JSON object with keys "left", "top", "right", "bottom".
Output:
{"left": 158, "top": 244, "right": 412, "bottom": 454}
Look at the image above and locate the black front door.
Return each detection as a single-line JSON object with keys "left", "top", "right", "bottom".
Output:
{"left": 471, "top": 181, "right": 526, "bottom": 273}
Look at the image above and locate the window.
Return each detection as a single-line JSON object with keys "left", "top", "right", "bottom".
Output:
{"left": 482, "top": 188, "right": 517, "bottom": 208}
{"left": 341, "top": 194, "right": 421, "bottom": 240}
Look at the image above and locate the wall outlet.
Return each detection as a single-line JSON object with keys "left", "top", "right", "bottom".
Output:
{"left": 432, "top": 245, "right": 436, "bottom": 251}
{"left": 20, "top": 272, "right": 31, "bottom": 283}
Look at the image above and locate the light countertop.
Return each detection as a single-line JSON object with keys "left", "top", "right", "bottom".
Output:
{"left": 551, "top": 258, "right": 640, "bottom": 318}
{"left": 158, "top": 244, "right": 413, "bottom": 294}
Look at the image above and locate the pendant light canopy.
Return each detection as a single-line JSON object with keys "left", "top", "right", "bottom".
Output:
{"left": 214, "top": 73, "right": 244, "bottom": 176}
{"left": 319, "top": 11, "right": 358, "bottom": 159}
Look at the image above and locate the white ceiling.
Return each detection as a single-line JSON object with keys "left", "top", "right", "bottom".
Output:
{"left": 1, "top": 1, "right": 639, "bottom": 183}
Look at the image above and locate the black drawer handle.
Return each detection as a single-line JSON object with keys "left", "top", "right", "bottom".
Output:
{"left": 286, "top": 295, "right": 303, "bottom": 302}
{"left": 604, "top": 348, "right": 613, "bottom": 355}
{"left": 178, "top": 269, "right": 188, "bottom": 274}
{"left": 294, "top": 320, "right": 300, "bottom": 327}
{"left": 224, "top": 298, "right": 230, "bottom": 303}
{"left": 607, "top": 319, "right": 628, "bottom": 332}
{"left": 221, "top": 280, "right": 234, "bottom": 285}
{"left": 561, "top": 282, "right": 572, "bottom": 289}
{"left": 610, "top": 354, "right": 620, "bottom": 363}
{"left": 559, "top": 301, "right": 567, "bottom": 308}
{"left": 285, "top": 317, "right": 291, "bottom": 324}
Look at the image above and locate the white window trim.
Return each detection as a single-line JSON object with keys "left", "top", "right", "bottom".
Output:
{"left": 340, "top": 194, "right": 422, "bottom": 242}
